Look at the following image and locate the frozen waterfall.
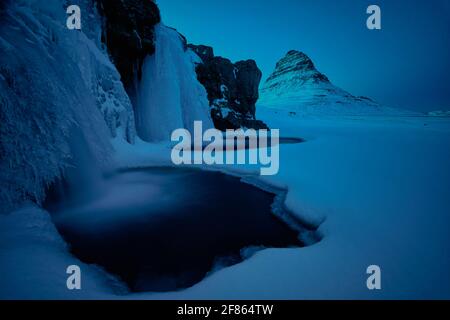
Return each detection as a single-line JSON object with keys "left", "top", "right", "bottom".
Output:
{"left": 136, "top": 24, "right": 213, "bottom": 142}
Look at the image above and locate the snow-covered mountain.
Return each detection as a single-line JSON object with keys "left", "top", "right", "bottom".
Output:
{"left": 259, "top": 50, "right": 408, "bottom": 115}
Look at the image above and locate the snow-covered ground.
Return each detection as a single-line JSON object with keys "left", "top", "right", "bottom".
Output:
{"left": 2, "top": 107, "right": 449, "bottom": 299}
{"left": 147, "top": 108, "right": 450, "bottom": 299}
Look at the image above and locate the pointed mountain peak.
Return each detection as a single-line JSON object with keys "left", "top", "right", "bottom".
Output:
{"left": 259, "top": 50, "right": 382, "bottom": 113}
{"left": 285, "top": 50, "right": 311, "bottom": 60}
{"left": 266, "top": 50, "right": 329, "bottom": 85}
{"left": 269, "top": 50, "right": 318, "bottom": 77}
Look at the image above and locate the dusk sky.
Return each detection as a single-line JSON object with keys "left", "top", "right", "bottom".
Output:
{"left": 158, "top": 0, "right": 450, "bottom": 112}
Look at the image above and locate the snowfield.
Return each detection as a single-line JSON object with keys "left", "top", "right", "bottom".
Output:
{"left": 1, "top": 108, "right": 450, "bottom": 299}
{"left": 147, "top": 109, "right": 450, "bottom": 299}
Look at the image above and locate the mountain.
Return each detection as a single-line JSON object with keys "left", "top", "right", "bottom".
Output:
{"left": 259, "top": 50, "right": 400, "bottom": 115}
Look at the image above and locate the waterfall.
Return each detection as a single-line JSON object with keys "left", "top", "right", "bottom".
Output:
{"left": 136, "top": 24, "right": 213, "bottom": 142}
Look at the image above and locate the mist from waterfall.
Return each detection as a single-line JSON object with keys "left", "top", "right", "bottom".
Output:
{"left": 135, "top": 24, "right": 213, "bottom": 142}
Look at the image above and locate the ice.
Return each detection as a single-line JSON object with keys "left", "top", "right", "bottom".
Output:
{"left": 0, "top": 1, "right": 117, "bottom": 213}
{"left": 0, "top": 0, "right": 141, "bottom": 213}
{"left": 135, "top": 24, "right": 213, "bottom": 142}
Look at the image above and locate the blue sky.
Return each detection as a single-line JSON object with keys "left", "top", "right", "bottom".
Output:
{"left": 158, "top": 0, "right": 450, "bottom": 112}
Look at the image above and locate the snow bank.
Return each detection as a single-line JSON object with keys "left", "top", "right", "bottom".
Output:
{"left": 0, "top": 205, "right": 123, "bottom": 299}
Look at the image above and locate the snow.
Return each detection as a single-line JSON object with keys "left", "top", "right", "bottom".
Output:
{"left": 0, "top": 205, "right": 123, "bottom": 299}
{"left": 143, "top": 108, "right": 450, "bottom": 299}
{"left": 258, "top": 82, "right": 416, "bottom": 115}
{"left": 2, "top": 106, "right": 449, "bottom": 299}
{"left": 135, "top": 24, "right": 213, "bottom": 142}
{"left": 260, "top": 65, "right": 351, "bottom": 108}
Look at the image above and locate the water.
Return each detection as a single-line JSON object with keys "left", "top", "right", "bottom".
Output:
{"left": 47, "top": 167, "right": 314, "bottom": 293}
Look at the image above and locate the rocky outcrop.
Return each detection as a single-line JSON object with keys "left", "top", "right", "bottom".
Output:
{"left": 259, "top": 50, "right": 380, "bottom": 114}
{"left": 188, "top": 44, "right": 268, "bottom": 130}
{"left": 96, "top": 0, "right": 160, "bottom": 88}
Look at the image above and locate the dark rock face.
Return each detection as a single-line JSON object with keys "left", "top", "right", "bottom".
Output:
{"left": 96, "top": 0, "right": 160, "bottom": 87}
{"left": 235, "top": 60, "right": 261, "bottom": 116}
{"left": 190, "top": 45, "right": 214, "bottom": 62}
{"left": 188, "top": 44, "right": 268, "bottom": 130}
{"left": 210, "top": 110, "right": 269, "bottom": 131}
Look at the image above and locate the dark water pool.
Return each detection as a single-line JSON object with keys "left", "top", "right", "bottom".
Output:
{"left": 47, "top": 167, "right": 315, "bottom": 293}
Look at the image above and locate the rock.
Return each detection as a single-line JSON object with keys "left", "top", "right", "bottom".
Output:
{"left": 188, "top": 44, "right": 267, "bottom": 130}
{"left": 212, "top": 109, "right": 270, "bottom": 131}
{"left": 235, "top": 60, "right": 262, "bottom": 116}
{"left": 96, "top": 0, "right": 161, "bottom": 87}
{"left": 188, "top": 44, "right": 214, "bottom": 62}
